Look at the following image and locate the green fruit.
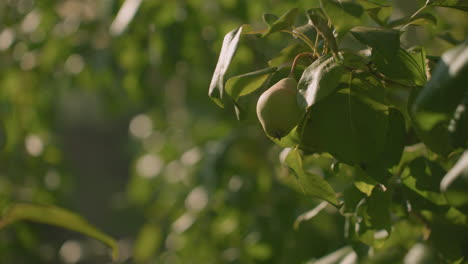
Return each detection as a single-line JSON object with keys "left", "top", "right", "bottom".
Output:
{"left": 256, "top": 78, "right": 302, "bottom": 139}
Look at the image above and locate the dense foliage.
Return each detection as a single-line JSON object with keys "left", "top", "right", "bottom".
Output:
{"left": 209, "top": 0, "right": 468, "bottom": 263}
{"left": 0, "top": 0, "right": 467, "bottom": 263}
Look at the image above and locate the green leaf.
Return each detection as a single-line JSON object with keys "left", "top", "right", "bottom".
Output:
{"left": 208, "top": 26, "right": 245, "bottom": 107}
{"left": 366, "top": 187, "right": 392, "bottom": 231}
{"left": 133, "top": 223, "right": 162, "bottom": 262}
{"left": 359, "top": 0, "right": 393, "bottom": 26}
{"left": 299, "top": 89, "right": 389, "bottom": 165}
{"left": 440, "top": 152, "right": 468, "bottom": 212}
{"left": 428, "top": 0, "right": 468, "bottom": 11}
{"left": 354, "top": 195, "right": 390, "bottom": 247}
{"left": 262, "top": 13, "right": 279, "bottom": 26}
{"left": 284, "top": 148, "right": 339, "bottom": 206}
{"left": 401, "top": 157, "right": 448, "bottom": 206}
{"left": 410, "top": 41, "right": 468, "bottom": 154}
{"left": 388, "top": 13, "right": 437, "bottom": 28}
{"left": 294, "top": 201, "right": 328, "bottom": 229}
{"left": 320, "top": 0, "right": 366, "bottom": 34}
{"left": 342, "top": 184, "right": 367, "bottom": 213}
{"left": 0, "top": 203, "right": 119, "bottom": 261}
{"left": 225, "top": 67, "right": 277, "bottom": 101}
{"left": 297, "top": 54, "right": 347, "bottom": 110}
{"left": 306, "top": 8, "right": 339, "bottom": 56}
{"left": 262, "top": 8, "right": 299, "bottom": 37}
{"left": 268, "top": 43, "right": 309, "bottom": 67}
{"left": 297, "top": 55, "right": 348, "bottom": 108}
{"left": 437, "top": 32, "right": 464, "bottom": 46}
{"left": 373, "top": 47, "right": 427, "bottom": 86}
{"left": 354, "top": 168, "right": 379, "bottom": 196}
{"left": 372, "top": 108, "right": 406, "bottom": 168}
{"left": 450, "top": 93, "right": 468, "bottom": 148}
{"left": 350, "top": 26, "right": 400, "bottom": 61}
{"left": 269, "top": 125, "right": 301, "bottom": 148}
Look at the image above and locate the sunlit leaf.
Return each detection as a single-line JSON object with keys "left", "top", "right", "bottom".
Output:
{"left": 225, "top": 67, "right": 277, "bottom": 101}
{"left": 133, "top": 223, "right": 162, "bottom": 262}
{"left": 297, "top": 54, "right": 347, "bottom": 110}
{"left": 262, "top": 8, "right": 299, "bottom": 37}
{"left": 284, "top": 148, "right": 339, "bottom": 206}
{"left": 0, "top": 203, "right": 119, "bottom": 260}
{"left": 209, "top": 26, "right": 245, "bottom": 107}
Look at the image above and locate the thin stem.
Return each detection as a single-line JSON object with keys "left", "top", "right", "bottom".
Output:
{"left": 313, "top": 33, "right": 320, "bottom": 57}
{"left": 289, "top": 52, "right": 315, "bottom": 77}
{"left": 293, "top": 26, "right": 317, "bottom": 51}
{"left": 401, "top": 0, "right": 429, "bottom": 31}
{"left": 281, "top": 29, "right": 317, "bottom": 53}
{"left": 411, "top": 0, "right": 430, "bottom": 19}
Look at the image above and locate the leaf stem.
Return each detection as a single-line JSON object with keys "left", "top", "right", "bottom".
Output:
{"left": 401, "top": 0, "right": 429, "bottom": 31}
{"left": 289, "top": 52, "right": 316, "bottom": 78}
{"left": 281, "top": 29, "right": 317, "bottom": 53}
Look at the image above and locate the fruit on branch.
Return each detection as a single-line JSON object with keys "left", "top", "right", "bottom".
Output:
{"left": 256, "top": 77, "right": 303, "bottom": 139}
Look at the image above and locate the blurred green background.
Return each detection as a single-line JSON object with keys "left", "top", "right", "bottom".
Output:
{"left": 0, "top": 0, "right": 466, "bottom": 263}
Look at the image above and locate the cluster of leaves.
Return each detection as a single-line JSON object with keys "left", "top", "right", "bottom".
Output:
{"left": 210, "top": 0, "right": 468, "bottom": 262}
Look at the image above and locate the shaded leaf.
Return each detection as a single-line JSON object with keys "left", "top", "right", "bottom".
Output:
{"left": 437, "top": 32, "right": 464, "bottom": 46}
{"left": 440, "top": 152, "right": 468, "bottom": 213}
{"left": 209, "top": 26, "right": 245, "bottom": 107}
{"left": 371, "top": 108, "right": 406, "bottom": 169}
{"left": 320, "top": 0, "right": 366, "bottom": 34}
{"left": 366, "top": 187, "right": 392, "bottom": 231}
{"left": 262, "top": 8, "right": 299, "bottom": 37}
{"left": 225, "top": 67, "right": 277, "bottom": 101}
{"left": 410, "top": 41, "right": 468, "bottom": 155}
{"left": 306, "top": 8, "right": 339, "bottom": 56}
{"left": 297, "top": 54, "right": 347, "bottom": 110}
{"left": 359, "top": 0, "right": 393, "bottom": 26}
{"left": 373, "top": 47, "right": 427, "bottom": 86}
{"left": 299, "top": 89, "right": 389, "bottom": 165}
{"left": 294, "top": 201, "right": 328, "bottom": 229}
{"left": 388, "top": 13, "right": 437, "bottom": 28}
{"left": 262, "top": 13, "right": 279, "bottom": 26}
{"left": 428, "top": 0, "right": 468, "bottom": 11}
{"left": 284, "top": 148, "right": 339, "bottom": 206}
{"left": 350, "top": 26, "right": 400, "bottom": 61}
{"left": 268, "top": 43, "right": 309, "bottom": 67}
{"left": 401, "top": 157, "right": 448, "bottom": 206}
{"left": 0, "top": 203, "right": 119, "bottom": 260}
